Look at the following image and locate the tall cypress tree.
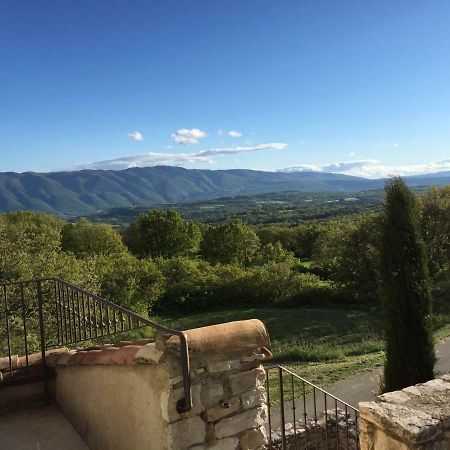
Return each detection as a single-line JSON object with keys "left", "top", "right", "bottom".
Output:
{"left": 380, "top": 178, "right": 435, "bottom": 392}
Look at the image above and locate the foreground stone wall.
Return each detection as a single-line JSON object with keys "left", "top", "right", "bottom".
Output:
{"left": 48, "top": 319, "right": 272, "bottom": 450}
{"left": 359, "top": 374, "right": 450, "bottom": 449}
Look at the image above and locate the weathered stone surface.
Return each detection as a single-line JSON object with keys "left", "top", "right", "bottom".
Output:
{"left": 378, "top": 390, "right": 411, "bottom": 404}
{"left": 241, "top": 387, "right": 266, "bottom": 410}
{"left": 134, "top": 342, "right": 164, "bottom": 364}
{"left": 206, "top": 396, "right": 241, "bottom": 422}
{"left": 202, "top": 381, "right": 225, "bottom": 408}
{"left": 239, "top": 426, "right": 267, "bottom": 449}
{"left": 215, "top": 407, "right": 267, "bottom": 439}
{"left": 359, "top": 401, "right": 439, "bottom": 445}
{"left": 208, "top": 437, "right": 240, "bottom": 449}
{"left": 167, "top": 415, "right": 206, "bottom": 448}
{"left": 229, "top": 367, "right": 265, "bottom": 396}
{"left": 207, "top": 359, "right": 241, "bottom": 373}
{"left": 163, "top": 383, "right": 204, "bottom": 422}
{"left": 402, "top": 385, "right": 422, "bottom": 396}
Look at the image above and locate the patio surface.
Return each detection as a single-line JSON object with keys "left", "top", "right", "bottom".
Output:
{"left": 0, "top": 403, "right": 88, "bottom": 450}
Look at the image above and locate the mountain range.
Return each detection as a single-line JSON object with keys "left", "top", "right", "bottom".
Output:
{"left": 0, "top": 166, "right": 449, "bottom": 217}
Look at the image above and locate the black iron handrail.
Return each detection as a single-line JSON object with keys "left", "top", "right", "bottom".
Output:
{"left": 266, "top": 365, "right": 360, "bottom": 449}
{"left": 1, "top": 277, "right": 192, "bottom": 412}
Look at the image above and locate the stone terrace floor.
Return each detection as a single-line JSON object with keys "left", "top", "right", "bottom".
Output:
{"left": 0, "top": 404, "right": 89, "bottom": 450}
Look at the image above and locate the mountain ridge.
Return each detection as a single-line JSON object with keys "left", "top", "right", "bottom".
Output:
{"left": 0, "top": 166, "right": 448, "bottom": 217}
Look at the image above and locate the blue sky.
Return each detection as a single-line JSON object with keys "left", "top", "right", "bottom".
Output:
{"left": 1, "top": 1, "right": 450, "bottom": 177}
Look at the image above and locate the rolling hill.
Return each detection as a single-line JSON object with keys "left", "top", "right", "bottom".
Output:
{"left": 0, "top": 166, "right": 448, "bottom": 217}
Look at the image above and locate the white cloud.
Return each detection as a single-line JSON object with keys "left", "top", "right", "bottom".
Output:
{"left": 128, "top": 131, "right": 144, "bottom": 141}
{"left": 67, "top": 142, "right": 287, "bottom": 171}
{"left": 228, "top": 130, "right": 242, "bottom": 137}
{"left": 171, "top": 128, "right": 206, "bottom": 145}
{"left": 197, "top": 142, "right": 286, "bottom": 157}
{"left": 279, "top": 159, "right": 450, "bottom": 179}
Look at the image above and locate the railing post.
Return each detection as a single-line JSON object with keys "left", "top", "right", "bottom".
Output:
{"left": 279, "top": 365, "right": 286, "bottom": 450}
{"left": 37, "top": 279, "right": 49, "bottom": 402}
{"left": 176, "top": 332, "right": 193, "bottom": 413}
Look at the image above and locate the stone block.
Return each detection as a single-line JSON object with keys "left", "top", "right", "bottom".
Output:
{"left": 164, "top": 383, "right": 204, "bottom": 422}
{"left": 208, "top": 437, "right": 240, "bottom": 449}
{"left": 378, "top": 390, "right": 411, "bottom": 404}
{"left": 167, "top": 415, "right": 206, "bottom": 448}
{"left": 202, "top": 381, "right": 225, "bottom": 408}
{"left": 239, "top": 426, "right": 267, "bottom": 449}
{"left": 240, "top": 387, "right": 266, "bottom": 410}
{"left": 134, "top": 342, "right": 164, "bottom": 364}
{"left": 206, "top": 396, "right": 241, "bottom": 422}
{"left": 215, "top": 407, "right": 267, "bottom": 439}
{"left": 229, "top": 368, "right": 265, "bottom": 396}
{"left": 207, "top": 360, "right": 241, "bottom": 373}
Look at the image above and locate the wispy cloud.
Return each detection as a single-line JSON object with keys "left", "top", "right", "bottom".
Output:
{"left": 171, "top": 128, "right": 206, "bottom": 145}
{"left": 128, "top": 131, "right": 144, "bottom": 141}
{"left": 228, "top": 130, "right": 242, "bottom": 137}
{"left": 279, "top": 159, "right": 450, "bottom": 179}
{"left": 66, "top": 142, "right": 287, "bottom": 171}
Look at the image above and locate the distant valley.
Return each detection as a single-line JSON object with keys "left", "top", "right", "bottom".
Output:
{"left": 0, "top": 166, "right": 449, "bottom": 217}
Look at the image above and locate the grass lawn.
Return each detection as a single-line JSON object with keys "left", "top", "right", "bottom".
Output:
{"left": 158, "top": 306, "right": 385, "bottom": 390}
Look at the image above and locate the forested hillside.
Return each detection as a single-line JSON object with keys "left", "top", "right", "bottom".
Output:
{"left": 1, "top": 165, "right": 449, "bottom": 216}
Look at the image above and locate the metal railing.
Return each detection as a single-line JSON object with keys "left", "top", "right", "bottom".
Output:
{"left": 265, "top": 365, "right": 359, "bottom": 449}
{"left": 0, "top": 277, "right": 192, "bottom": 412}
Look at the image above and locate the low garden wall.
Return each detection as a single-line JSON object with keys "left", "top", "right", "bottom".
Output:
{"left": 47, "top": 319, "right": 273, "bottom": 450}
{"left": 359, "top": 374, "right": 450, "bottom": 449}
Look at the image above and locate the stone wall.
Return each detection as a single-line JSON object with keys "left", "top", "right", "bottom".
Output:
{"left": 267, "top": 409, "right": 358, "bottom": 450}
{"left": 47, "top": 319, "right": 273, "bottom": 450}
{"left": 359, "top": 374, "right": 450, "bottom": 449}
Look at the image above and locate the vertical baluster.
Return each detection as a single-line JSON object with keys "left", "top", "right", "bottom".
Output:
{"left": 324, "top": 394, "right": 329, "bottom": 449}
{"left": 279, "top": 366, "right": 286, "bottom": 450}
{"left": 345, "top": 405, "right": 349, "bottom": 448}
{"left": 76, "top": 291, "right": 81, "bottom": 342}
{"left": 81, "top": 293, "right": 87, "bottom": 340}
{"left": 65, "top": 285, "right": 72, "bottom": 343}
{"left": 355, "top": 410, "right": 360, "bottom": 450}
{"left": 291, "top": 374, "right": 298, "bottom": 450}
{"left": 106, "top": 305, "right": 110, "bottom": 335}
{"left": 313, "top": 387, "right": 318, "bottom": 449}
{"left": 113, "top": 308, "right": 117, "bottom": 334}
{"left": 266, "top": 368, "right": 273, "bottom": 449}
{"left": 53, "top": 280, "right": 60, "bottom": 345}
{"left": 302, "top": 380, "right": 308, "bottom": 448}
{"left": 87, "top": 296, "right": 93, "bottom": 339}
{"left": 61, "top": 283, "right": 68, "bottom": 344}
{"left": 93, "top": 299, "right": 98, "bottom": 338}
{"left": 71, "top": 287, "right": 76, "bottom": 343}
{"left": 335, "top": 400, "right": 339, "bottom": 450}
{"left": 3, "top": 285, "right": 13, "bottom": 375}
{"left": 120, "top": 311, "right": 124, "bottom": 332}
{"left": 19, "top": 284, "right": 29, "bottom": 367}
{"left": 99, "top": 302, "right": 104, "bottom": 336}
{"left": 128, "top": 314, "right": 132, "bottom": 331}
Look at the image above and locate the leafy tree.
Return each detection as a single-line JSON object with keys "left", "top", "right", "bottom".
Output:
{"left": 254, "top": 241, "right": 296, "bottom": 266}
{"left": 124, "top": 210, "right": 201, "bottom": 258}
{"left": 61, "top": 218, "right": 126, "bottom": 257}
{"left": 201, "top": 220, "right": 260, "bottom": 265}
{"left": 418, "top": 186, "right": 450, "bottom": 280}
{"left": 380, "top": 178, "right": 435, "bottom": 392}
{"left": 95, "top": 254, "right": 165, "bottom": 313}
{"left": 315, "top": 215, "right": 381, "bottom": 302}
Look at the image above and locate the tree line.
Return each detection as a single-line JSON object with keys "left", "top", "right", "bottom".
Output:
{"left": 0, "top": 184, "right": 448, "bottom": 318}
